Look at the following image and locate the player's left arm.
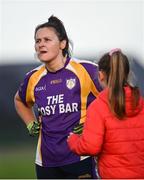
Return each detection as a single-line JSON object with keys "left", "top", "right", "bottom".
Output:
{"left": 82, "top": 61, "right": 103, "bottom": 96}
{"left": 90, "top": 63, "right": 103, "bottom": 95}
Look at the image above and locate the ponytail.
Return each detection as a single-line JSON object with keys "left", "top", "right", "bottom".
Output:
{"left": 108, "top": 52, "right": 128, "bottom": 118}
{"left": 98, "top": 49, "right": 140, "bottom": 119}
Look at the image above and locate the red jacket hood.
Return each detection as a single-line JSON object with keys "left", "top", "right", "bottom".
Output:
{"left": 98, "top": 86, "right": 144, "bottom": 117}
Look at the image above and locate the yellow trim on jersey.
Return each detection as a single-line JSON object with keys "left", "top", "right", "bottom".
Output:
{"left": 38, "top": 128, "right": 42, "bottom": 162}
{"left": 69, "top": 60, "right": 99, "bottom": 124}
{"left": 26, "top": 66, "right": 46, "bottom": 106}
{"left": 35, "top": 128, "right": 42, "bottom": 166}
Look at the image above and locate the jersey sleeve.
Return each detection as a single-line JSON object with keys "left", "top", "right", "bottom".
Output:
{"left": 80, "top": 62, "right": 103, "bottom": 94}
{"left": 92, "top": 64, "right": 103, "bottom": 92}
{"left": 18, "top": 70, "right": 36, "bottom": 107}
{"left": 83, "top": 62, "right": 102, "bottom": 91}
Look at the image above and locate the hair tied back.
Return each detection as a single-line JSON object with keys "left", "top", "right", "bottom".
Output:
{"left": 48, "top": 15, "right": 58, "bottom": 23}
{"left": 109, "top": 48, "right": 121, "bottom": 56}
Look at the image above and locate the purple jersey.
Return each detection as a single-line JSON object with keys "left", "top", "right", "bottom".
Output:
{"left": 18, "top": 57, "right": 102, "bottom": 167}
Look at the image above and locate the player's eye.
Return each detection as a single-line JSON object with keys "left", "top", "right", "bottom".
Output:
{"left": 44, "top": 38, "right": 51, "bottom": 42}
{"left": 35, "top": 39, "right": 41, "bottom": 43}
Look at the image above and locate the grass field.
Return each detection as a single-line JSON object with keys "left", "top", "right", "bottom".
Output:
{"left": 0, "top": 145, "right": 36, "bottom": 179}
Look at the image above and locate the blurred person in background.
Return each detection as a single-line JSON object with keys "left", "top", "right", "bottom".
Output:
{"left": 14, "top": 15, "right": 102, "bottom": 179}
{"left": 68, "top": 49, "right": 144, "bottom": 179}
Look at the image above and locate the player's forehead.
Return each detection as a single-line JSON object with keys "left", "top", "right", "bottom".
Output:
{"left": 35, "top": 27, "right": 58, "bottom": 39}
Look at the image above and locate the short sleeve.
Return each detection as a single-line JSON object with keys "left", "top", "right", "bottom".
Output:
{"left": 81, "top": 62, "right": 103, "bottom": 94}
{"left": 18, "top": 70, "right": 36, "bottom": 106}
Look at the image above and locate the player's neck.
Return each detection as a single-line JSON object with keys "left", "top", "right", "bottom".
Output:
{"left": 45, "top": 56, "right": 67, "bottom": 72}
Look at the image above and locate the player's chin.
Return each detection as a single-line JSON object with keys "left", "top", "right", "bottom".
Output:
{"left": 39, "top": 59, "right": 49, "bottom": 63}
{"left": 39, "top": 57, "right": 50, "bottom": 63}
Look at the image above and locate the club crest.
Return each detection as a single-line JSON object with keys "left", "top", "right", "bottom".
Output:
{"left": 66, "top": 78, "right": 76, "bottom": 89}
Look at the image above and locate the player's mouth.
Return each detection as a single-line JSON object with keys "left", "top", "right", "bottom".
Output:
{"left": 39, "top": 50, "right": 48, "bottom": 55}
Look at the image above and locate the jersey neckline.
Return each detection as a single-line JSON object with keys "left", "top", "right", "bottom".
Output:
{"left": 45, "top": 57, "right": 71, "bottom": 74}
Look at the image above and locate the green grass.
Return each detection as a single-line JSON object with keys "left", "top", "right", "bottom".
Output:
{"left": 0, "top": 145, "right": 36, "bottom": 179}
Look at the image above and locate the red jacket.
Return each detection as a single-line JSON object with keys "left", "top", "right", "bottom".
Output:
{"left": 68, "top": 87, "right": 144, "bottom": 178}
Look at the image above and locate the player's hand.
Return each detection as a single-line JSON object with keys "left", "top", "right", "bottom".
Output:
{"left": 73, "top": 123, "right": 84, "bottom": 134}
{"left": 27, "top": 121, "right": 41, "bottom": 136}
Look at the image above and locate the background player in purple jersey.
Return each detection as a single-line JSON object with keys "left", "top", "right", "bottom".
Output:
{"left": 14, "top": 15, "right": 102, "bottom": 179}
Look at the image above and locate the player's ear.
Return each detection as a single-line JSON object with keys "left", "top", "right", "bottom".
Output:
{"left": 60, "top": 40, "right": 66, "bottom": 50}
{"left": 98, "top": 71, "right": 105, "bottom": 82}
{"left": 98, "top": 71, "right": 107, "bottom": 88}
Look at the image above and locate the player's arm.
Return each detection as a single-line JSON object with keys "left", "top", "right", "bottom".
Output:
{"left": 14, "top": 91, "right": 35, "bottom": 125}
{"left": 68, "top": 99, "right": 104, "bottom": 155}
{"left": 14, "top": 91, "right": 40, "bottom": 136}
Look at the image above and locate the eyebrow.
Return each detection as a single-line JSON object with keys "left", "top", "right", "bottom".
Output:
{"left": 35, "top": 36, "right": 52, "bottom": 40}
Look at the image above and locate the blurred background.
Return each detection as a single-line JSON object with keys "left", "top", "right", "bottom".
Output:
{"left": 0, "top": 0, "right": 144, "bottom": 178}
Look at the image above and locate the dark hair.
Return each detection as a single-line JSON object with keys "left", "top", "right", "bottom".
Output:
{"left": 34, "top": 15, "right": 72, "bottom": 57}
{"left": 98, "top": 50, "right": 140, "bottom": 119}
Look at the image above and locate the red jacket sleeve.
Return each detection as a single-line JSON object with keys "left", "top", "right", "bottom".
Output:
{"left": 68, "top": 99, "right": 105, "bottom": 155}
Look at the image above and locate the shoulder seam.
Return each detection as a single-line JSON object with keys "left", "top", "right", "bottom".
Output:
{"left": 71, "top": 58, "right": 98, "bottom": 66}
{"left": 26, "top": 64, "right": 44, "bottom": 75}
